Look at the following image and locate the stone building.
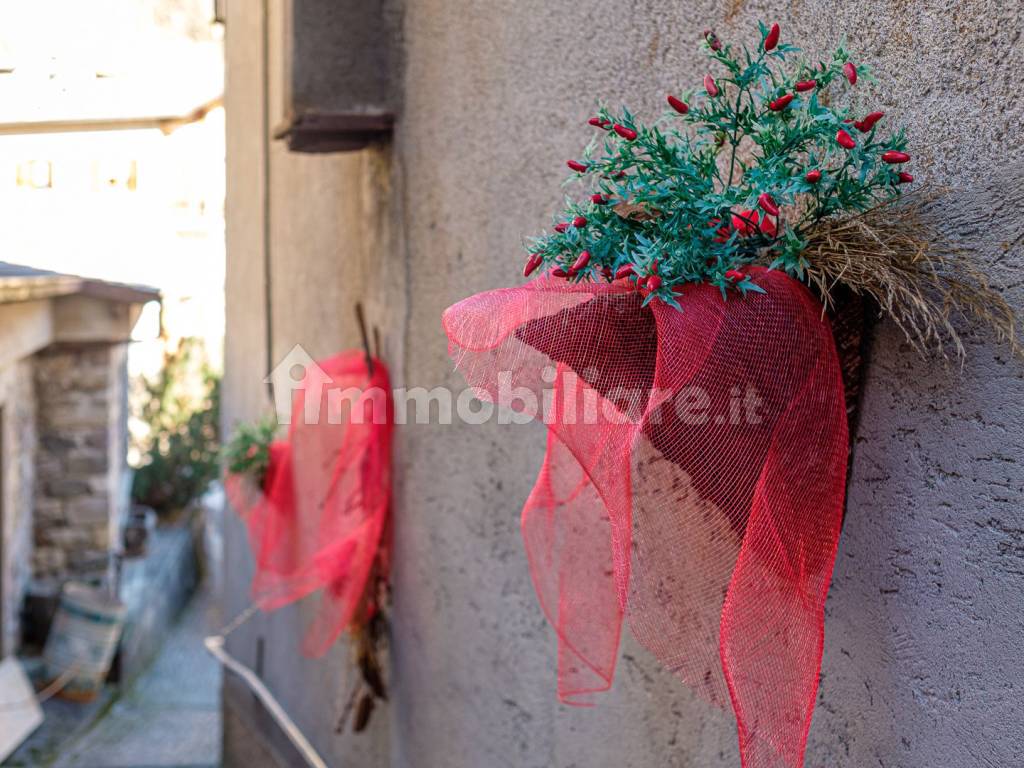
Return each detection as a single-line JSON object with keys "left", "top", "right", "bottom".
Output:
{"left": 221, "top": 2, "right": 1024, "bottom": 767}
{"left": 0, "top": 262, "right": 157, "bottom": 658}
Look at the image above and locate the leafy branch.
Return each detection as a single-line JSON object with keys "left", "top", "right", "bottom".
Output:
{"left": 523, "top": 22, "right": 913, "bottom": 304}
{"left": 223, "top": 417, "right": 279, "bottom": 489}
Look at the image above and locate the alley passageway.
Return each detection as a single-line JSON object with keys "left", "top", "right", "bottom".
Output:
{"left": 49, "top": 591, "right": 221, "bottom": 768}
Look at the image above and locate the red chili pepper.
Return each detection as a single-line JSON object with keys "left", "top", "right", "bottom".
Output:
{"left": 805, "top": 169, "right": 822, "bottom": 183}
{"left": 569, "top": 251, "right": 591, "bottom": 273}
{"left": 523, "top": 254, "right": 542, "bottom": 277}
{"left": 588, "top": 117, "right": 611, "bottom": 129}
{"left": 758, "top": 193, "right": 780, "bottom": 216}
{"left": 554, "top": 222, "right": 568, "bottom": 233}
{"left": 882, "top": 150, "right": 910, "bottom": 164}
{"left": 667, "top": 94, "right": 689, "bottom": 114}
{"left": 591, "top": 193, "right": 610, "bottom": 205}
{"left": 854, "top": 111, "right": 884, "bottom": 133}
{"left": 646, "top": 275, "right": 663, "bottom": 290}
{"left": 703, "top": 29, "right": 722, "bottom": 51}
{"left": 613, "top": 124, "right": 638, "bottom": 140}
{"left": 843, "top": 62, "right": 857, "bottom": 85}
{"left": 601, "top": 266, "right": 613, "bottom": 280}
{"left": 764, "top": 23, "right": 780, "bottom": 51}
{"left": 795, "top": 79, "right": 817, "bottom": 92}
{"left": 567, "top": 160, "right": 588, "bottom": 173}
{"left": 707, "top": 218, "right": 730, "bottom": 243}
{"left": 768, "top": 93, "right": 794, "bottom": 111}
{"left": 725, "top": 269, "right": 745, "bottom": 281}
{"left": 704, "top": 74, "right": 719, "bottom": 97}
{"left": 836, "top": 129, "right": 856, "bottom": 149}
{"left": 551, "top": 268, "right": 568, "bottom": 278}
{"left": 573, "top": 216, "right": 588, "bottom": 228}
{"left": 615, "top": 264, "right": 634, "bottom": 279}
{"left": 731, "top": 209, "right": 760, "bottom": 237}
{"left": 897, "top": 171, "right": 914, "bottom": 183}
{"left": 760, "top": 215, "right": 778, "bottom": 238}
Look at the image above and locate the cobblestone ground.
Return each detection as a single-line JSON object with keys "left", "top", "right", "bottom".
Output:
{"left": 52, "top": 590, "right": 221, "bottom": 768}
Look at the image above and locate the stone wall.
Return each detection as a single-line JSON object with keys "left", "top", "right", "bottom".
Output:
{"left": 223, "top": 2, "right": 1024, "bottom": 766}
{"left": 0, "top": 358, "right": 36, "bottom": 656}
{"left": 33, "top": 343, "right": 127, "bottom": 583}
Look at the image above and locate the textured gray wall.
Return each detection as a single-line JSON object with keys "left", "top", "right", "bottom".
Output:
{"left": 223, "top": 1, "right": 1024, "bottom": 766}
{"left": 222, "top": 1, "right": 396, "bottom": 765}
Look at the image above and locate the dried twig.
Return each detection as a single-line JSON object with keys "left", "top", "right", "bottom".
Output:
{"left": 797, "top": 191, "right": 1020, "bottom": 361}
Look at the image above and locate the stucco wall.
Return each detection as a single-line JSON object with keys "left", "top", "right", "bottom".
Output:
{"left": 0, "top": 358, "right": 36, "bottom": 657}
{"left": 223, "top": 2, "right": 1024, "bottom": 766}
{"left": 221, "top": 1, "right": 396, "bottom": 765}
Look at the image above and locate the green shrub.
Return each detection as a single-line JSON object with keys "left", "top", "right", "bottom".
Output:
{"left": 131, "top": 337, "right": 221, "bottom": 516}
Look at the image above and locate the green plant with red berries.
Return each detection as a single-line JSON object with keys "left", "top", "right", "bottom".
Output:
{"left": 523, "top": 22, "right": 914, "bottom": 308}
{"left": 223, "top": 416, "right": 278, "bottom": 489}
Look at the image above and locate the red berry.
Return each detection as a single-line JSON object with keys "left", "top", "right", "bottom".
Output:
{"left": 703, "top": 29, "right": 722, "bottom": 51}
{"left": 897, "top": 172, "right": 914, "bottom": 183}
{"left": 615, "top": 264, "right": 634, "bottom": 279}
{"left": 795, "top": 79, "right": 817, "bottom": 92}
{"left": 613, "top": 124, "right": 638, "bottom": 141}
{"left": 554, "top": 222, "right": 568, "bottom": 233}
{"left": 591, "top": 193, "right": 610, "bottom": 205}
{"left": 731, "top": 209, "right": 760, "bottom": 237}
{"left": 843, "top": 62, "right": 858, "bottom": 85}
{"left": 764, "top": 23, "right": 780, "bottom": 52}
{"left": 758, "top": 193, "right": 780, "bottom": 217}
{"left": 569, "top": 251, "right": 591, "bottom": 273}
{"left": 567, "top": 160, "right": 588, "bottom": 173}
{"left": 572, "top": 216, "right": 588, "bottom": 228}
{"left": 836, "top": 129, "right": 856, "bottom": 150}
{"left": 882, "top": 150, "right": 910, "bottom": 164}
{"left": 704, "top": 74, "right": 719, "bottom": 97}
{"left": 725, "top": 269, "right": 745, "bottom": 281}
{"left": 805, "top": 169, "right": 822, "bottom": 183}
{"left": 710, "top": 217, "right": 731, "bottom": 243}
{"left": 523, "top": 254, "right": 542, "bottom": 277}
{"left": 646, "top": 275, "right": 663, "bottom": 290}
{"left": 768, "top": 93, "right": 794, "bottom": 111}
{"left": 854, "top": 111, "right": 884, "bottom": 133}
{"left": 667, "top": 94, "right": 689, "bottom": 114}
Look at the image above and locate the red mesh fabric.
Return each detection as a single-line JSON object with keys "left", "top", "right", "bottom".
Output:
{"left": 443, "top": 267, "right": 847, "bottom": 768}
{"left": 226, "top": 353, "right": 393, "bottom": 656}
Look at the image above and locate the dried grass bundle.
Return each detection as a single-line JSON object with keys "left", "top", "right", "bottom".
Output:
{"left": 799, "top": 191, "right": 1020, "bottom": 361}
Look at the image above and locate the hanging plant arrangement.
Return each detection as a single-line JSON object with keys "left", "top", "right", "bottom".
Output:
{"left": 523, "top": 24, "right": 1015, "bottom": 358}
{"left": 443, "top": 22, "right": 1017, "bottom": 768}
{"left": 223, "top": 352, "right": 393, "bottom": 733}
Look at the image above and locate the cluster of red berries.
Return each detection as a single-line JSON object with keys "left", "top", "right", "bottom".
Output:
{"left": 530, "top": 22, "right": 914, "bottom": 286}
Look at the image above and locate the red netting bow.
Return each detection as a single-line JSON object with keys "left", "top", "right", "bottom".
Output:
{"left": 227, "top": 352, "right": 393, "bottom": 656}
{"left": 443, "top": 267, "right": 847, "bottom": 768}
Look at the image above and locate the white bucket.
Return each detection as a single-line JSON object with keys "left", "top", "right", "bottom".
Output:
{"left": 43, "top": 582, "right": 126, "bottom": 701}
